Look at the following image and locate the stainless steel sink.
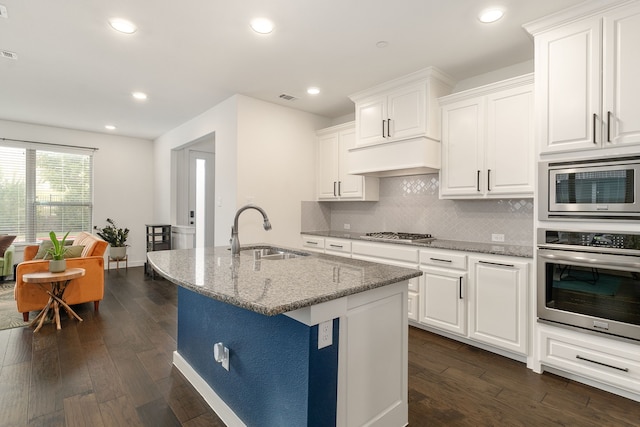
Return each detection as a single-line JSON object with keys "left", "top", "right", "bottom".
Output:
{"left": 242, "top": 247, "right": 310, "bottom": 260}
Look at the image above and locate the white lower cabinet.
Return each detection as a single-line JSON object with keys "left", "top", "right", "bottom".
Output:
{"left": 538, "top": 324, "right": 640, "bottom": 397}
{"left": 420, "top": 266, "right": 467, "bottom": 336}
{"left": 325, "top": 238, "right": 352, "bottom": 257}
{"left": 468, "top": 256, "right": 529, "bottom": 355}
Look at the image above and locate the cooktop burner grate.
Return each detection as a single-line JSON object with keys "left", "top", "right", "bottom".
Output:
{"left": 361, "top": 232, "right": 434, "bottom": 243}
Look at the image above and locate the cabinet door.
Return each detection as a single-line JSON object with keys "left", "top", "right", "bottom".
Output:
{"left": 419, "top": 267, "right": 467, "bottom": 336}
{"left": 337, "top": 127, "right": 364, "bottom": 198}
{"left": 355, "top": 96, "right": 386, "bottom": 146}
{"left": 536, "top": 16, "right": 602, "bottom": 153}
{"left": 387, "top": 83, "right": 426, "bottom": 141}
{"left": 485, "top": 85, "right": 534, "bottom": 196}
{"left": 603, "top": 3, "right": 640, "bottom": 147}
{"left": 468, "top": 258, "right": 528, "bottom": 355}
{"left": 440, "top": 98, "right": 484, "bottom": 197}
{"left": 317, "top": 132, "right": 339, "bottom": 200}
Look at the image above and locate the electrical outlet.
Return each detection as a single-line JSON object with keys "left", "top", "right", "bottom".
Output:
{"left": 0, "top": 5, "right": 8, "bottom": 19}
{"left": 492, "top": 233, "right": 505, "bottom": 242}
{"left": 343, "top": 223, "right": 351, "bottom": 230}
{"left": 318, "top": 320, "right": 333, "bottom": 349}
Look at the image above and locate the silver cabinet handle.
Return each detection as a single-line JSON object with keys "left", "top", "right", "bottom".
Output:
{"left": 607, "top": 111, "right": 612, "bottom": 142}
{"left": 576, "top": 355, "right": 629, "bottom": 372}
{"left": 538, "top": 251, "right": 640, "bottom": 269}
{"left": 337, "top": 181, "right": 341, "bottom": 196}
{"left": 329, "top": 244, "right": 343, "bottom": 249}
{"left": 477, "top": 170, "right": 481, "bottom": 192}
{"left": 333, "top": 181, "right": 337, "bottom": 197}
{"left": 387, "top": 118, "right": 391, "bottom": 137}
{"left": 305, "top": 241, "right": 318, "bottom": 245}
{"left": 487, "top": 169, "right": 491, "bottom": 191}
{"left": 479, "top": 260, "right": 514, "bottom": 268}
{"left": 382, "top": 120, "right": 386, "bottom": 138}
{"left": 459, "top": 277, "right": 463, "bottom": 299}
{"left": 592, "top": 113, "right": 598, "bottom": 144}
{"left": 429, "top": 257, "right": 452, "bottom": 263}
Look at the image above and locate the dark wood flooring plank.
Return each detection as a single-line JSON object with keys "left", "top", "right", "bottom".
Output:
{"left": 63, "top": 392, "right": 104, "bottom": 427}
{"left": 155, "top": 367, "right": 215, "bottom": 424}
{"left": 26, "top": 410, "right": 65, "bottom": 427}
{"left": 99, "top": 395, "right": 145, "bottom": 427}
{"left": 57, "top": 326, "right": 94, "bottom": 399}
{"left": 81, "top": 339, "right": 127, "bottom": 403}
{"left": 136, "top": 397, "right": 182, "bottom": 427}
{"left": 28, "top": 329, "right": 63, "bottom": 422}
{"left": 108, "top": 344, "right": 162, "bottom": 408}
{"left": 0, "top": 360, "right": 30, "bottom": 426}
{"left": 2, "top": 326, "right": 33, "bottom": 366}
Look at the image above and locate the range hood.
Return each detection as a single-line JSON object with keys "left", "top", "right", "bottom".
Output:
{"left": 347, "top": 137, "right": 440, "bottom": 177}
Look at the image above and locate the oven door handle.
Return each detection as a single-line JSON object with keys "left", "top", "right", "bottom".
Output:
{"left": 538, "top": 251, "right": 640, "bottom": 270}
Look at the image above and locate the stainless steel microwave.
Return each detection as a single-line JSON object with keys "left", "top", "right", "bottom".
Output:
{"left": 539, "top": 156, "right": 640, "bottom": 220}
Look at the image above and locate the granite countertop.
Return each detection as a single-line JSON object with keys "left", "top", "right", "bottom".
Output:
{"left": 146, "top": 245, "right": 422, "bottom": 316}
{"left": 302, "top": 231, "right": 533, "bottom": 258}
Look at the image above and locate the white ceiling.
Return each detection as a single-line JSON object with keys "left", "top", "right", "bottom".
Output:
{"left": 0, "top": 0, "right": 585, "bottom": 140}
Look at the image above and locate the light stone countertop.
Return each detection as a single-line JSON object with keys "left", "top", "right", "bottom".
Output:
{"left": 302, "top": 231, "right": 534, "bottom": 258}
{"left": 146, "top": 244, "right": 422, "bottom": 316}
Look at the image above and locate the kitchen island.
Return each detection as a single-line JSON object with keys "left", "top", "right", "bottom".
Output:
{"left": 146, "top": 245, "right": 422, "bottom": 427}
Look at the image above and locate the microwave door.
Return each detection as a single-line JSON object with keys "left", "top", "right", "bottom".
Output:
{"left": 549, "top": 164, "right": 640, "bottom": 214}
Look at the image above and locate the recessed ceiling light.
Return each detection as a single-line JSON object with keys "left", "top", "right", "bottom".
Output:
{"left": 132, "top": 91, "right": 148, "bottom": 100}
{"left": 250, "top": 18, "right": 274, "bottom": 34}
{"left": 479, "top": 9, "right": 504, "bottom": 23}
{"left": 105, "top": 124, "right": 116, "bottom": 131}
{"left": 109, "top": 18, "right": 137, "bottom": 34}
{"left": 307, "top": 87, "right": 320, "bottom": 95}
{"left": 376, "top": 41, "right": 389, "bottom": 49}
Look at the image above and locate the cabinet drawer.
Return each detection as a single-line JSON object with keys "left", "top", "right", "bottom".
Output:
{"left": 352, "top": 241, "right": 418, "bottom": 263}
{"left": 540, "top": 328, "right": 640, "bottom": 392}
{"left": 301, "top": 236, "right": 325, "bottom": 252}
{"left": 420, "top": 250, "right": 467, "bottom": 270}
{"left": 325, "top": 239, "right": 351, "bottom": 254}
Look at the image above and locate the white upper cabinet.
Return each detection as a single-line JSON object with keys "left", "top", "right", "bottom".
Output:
{"left": 317, "top": 122, "right": 379, "bottom": 201}
{"left": 439, "top": 75, "right": 534, "bottom": 199}
{"left": 351, "top": 68, "right": 453, "bottom": 147}
{"left": 528, "top": 1, "right": 640, "bottom": 155}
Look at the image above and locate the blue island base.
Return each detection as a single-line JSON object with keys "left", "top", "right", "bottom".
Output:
{"left": 176, "top": 286, "right": 339, "bottom": 427}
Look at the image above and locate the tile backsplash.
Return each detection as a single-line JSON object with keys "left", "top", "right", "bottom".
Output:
{"left": 302, "top": 173, "right": 533, "bottom": 246}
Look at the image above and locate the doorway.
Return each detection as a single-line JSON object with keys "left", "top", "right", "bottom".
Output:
{"left": 188, "top": 150, "right": 214, "bottom": 247}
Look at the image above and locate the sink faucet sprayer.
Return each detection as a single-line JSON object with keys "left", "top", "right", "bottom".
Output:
{"left": 230, "top": 204, "right": 272, "bottom": 255}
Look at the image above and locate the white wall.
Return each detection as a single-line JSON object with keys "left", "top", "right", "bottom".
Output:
{"left": 0, "top": 119, "right": 154, "bottom": 266}
{"left": 154, "top": 94, "right": 330, "bottom": 248}
{"left": 154, "top": 95, "right": 239, "bottom": 247}
{"left": 236, "top": 96, "right": 330, "bottom": 247}
{"left": 453, "top": 60, "right": 534, "bottom": 93}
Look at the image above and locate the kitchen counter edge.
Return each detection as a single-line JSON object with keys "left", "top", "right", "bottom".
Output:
{"left": 302, "top": 231, "right": 533, "bottom": 258}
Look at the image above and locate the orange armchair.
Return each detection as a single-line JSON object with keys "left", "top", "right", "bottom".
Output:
{"left": 14, "top": 232, "right": 108, "bottom": 321}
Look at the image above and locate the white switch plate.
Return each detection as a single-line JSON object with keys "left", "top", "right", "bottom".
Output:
{"left": 0, "top": 5, "right": 8, "bottom": 19}
{"left": 492, "top": 233, "right": 505, "bottom": 242}
{"left": 343, "top": 224, "right": 350, "bottom": 230}
{"left": 318, "top": 320, "right": 333, "bottom": 349}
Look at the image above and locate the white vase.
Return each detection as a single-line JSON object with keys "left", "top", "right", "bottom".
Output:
{"left": 110, "top": 246, "right": 127, "bottom": 260}
{"left": 49, "top": 259, "right": 66, "bottom": 273}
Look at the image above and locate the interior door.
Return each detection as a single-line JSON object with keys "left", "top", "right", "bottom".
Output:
{"left": 188, "top": 150, "right": 215, "bottom": 248}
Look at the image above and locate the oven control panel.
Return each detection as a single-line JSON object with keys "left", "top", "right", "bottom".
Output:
{"left": 542, "top": 230, "right": 639, "bottom": 250}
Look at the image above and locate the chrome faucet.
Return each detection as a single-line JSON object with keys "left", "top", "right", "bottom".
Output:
{"left": 230, "top": 204, "right": 272, "bottom": 255}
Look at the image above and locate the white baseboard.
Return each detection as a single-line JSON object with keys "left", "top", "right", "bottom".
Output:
{"left": 172, "top": 351, "right": 246, "bottom": 427}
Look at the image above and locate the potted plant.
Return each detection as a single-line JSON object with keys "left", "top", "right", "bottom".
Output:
{"left": 94, "top": 218, "right": 129, "bottom": 260}
{"left": 47, "top": 231, "right": 70, "bottom": 272}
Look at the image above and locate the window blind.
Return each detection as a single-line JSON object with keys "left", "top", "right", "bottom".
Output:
{"left": 0, "top": 143, "right": 93, "bottom": 243}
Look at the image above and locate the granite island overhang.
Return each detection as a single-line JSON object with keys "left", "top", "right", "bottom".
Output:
{"left": 147, "top": 245, "right": 422, "bottom": 427}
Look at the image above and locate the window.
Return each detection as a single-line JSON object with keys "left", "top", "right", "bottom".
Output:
{"left": 0, "top": 142, "right": 94, "bottom": 243}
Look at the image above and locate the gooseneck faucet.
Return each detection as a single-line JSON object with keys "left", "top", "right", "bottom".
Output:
{"left": 230, "top": 204, "right": 272, "bottom": 255}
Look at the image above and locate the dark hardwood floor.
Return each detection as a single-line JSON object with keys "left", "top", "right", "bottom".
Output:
{"left": 0, "top": 266, "right": 638, "bottom": 426}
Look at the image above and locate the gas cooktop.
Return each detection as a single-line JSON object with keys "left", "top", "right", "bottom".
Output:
{"left": 360, "top": 232, "right": 435, "bottom": 243}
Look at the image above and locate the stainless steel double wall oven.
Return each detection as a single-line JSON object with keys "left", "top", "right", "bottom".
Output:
{"left": 537, "top": 229, "right": 640, "bottom": 341}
